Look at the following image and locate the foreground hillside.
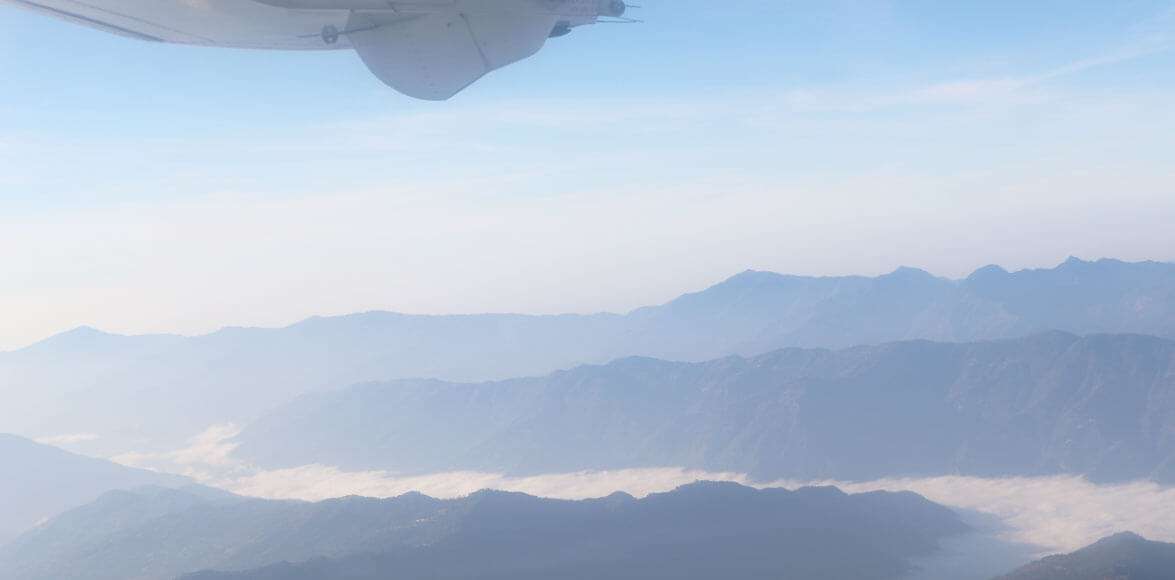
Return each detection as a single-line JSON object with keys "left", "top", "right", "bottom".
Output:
{"left": 997, "top": 533, "right": 1175, "bottom": 579}
{"left": 0, "top": 482, "right": 965, "bottom": 580}
{"left": 3, "top": 258, "right": 1173, "bottom": 454}
{"left": 238, "top": 332, "right": 1175, "bottom": 483}
{"left": 0, "top": 434, "right": 188, "bottom": 545}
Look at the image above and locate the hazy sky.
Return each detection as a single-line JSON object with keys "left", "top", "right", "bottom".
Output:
{"left": 2, "top": 0, "right": 1174, "bottom": 350}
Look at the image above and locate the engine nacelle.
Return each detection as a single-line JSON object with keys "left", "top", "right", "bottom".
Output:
{"left": 599, "top": 0, "right": 627, "bottom": 17}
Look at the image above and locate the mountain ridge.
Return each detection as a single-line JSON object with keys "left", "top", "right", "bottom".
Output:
{"left": 12, "top": 257, "right": 1170, "bottom": 352}
{"left": 0, "top": 481, "right": 968, "bottom": 580}
{"left": 996, "top": 532, "right": 1175, "bottom": 579}
{"left": 4, "top": 257, "right": 1173, "bottom": 456}
{"left": 235, "top": 331, "right": 1175, "bottom": 483}
{"left": 0, "top": 434, "right": 190, "bottom": 546}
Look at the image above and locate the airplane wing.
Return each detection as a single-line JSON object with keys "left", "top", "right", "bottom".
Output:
{"left": 348, "top": 6, "right": 559, "bottom": 100}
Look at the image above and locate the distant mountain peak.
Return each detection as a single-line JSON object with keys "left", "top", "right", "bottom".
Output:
{"left": 966, "top": 263, "right": 1009, "bottom": 281}
{"left": 886, "top": 265, "right": 934, "bottom": 277}
{"left": 878, "top": 266, "right": 945, "bottom": 286}
{"left": 1094, "top": 531, "right": 1147, "bottom": 546}
{"left": 716, "top": 269, "right": 790, "bottom": 286}
{"left": 19, "top": 326, "right": 118, "bottom": 352}
{"left": 18, "top": 325, "right": 188, "bottom": 355}
{"left": 68, "top": 325, "right": 104, "bottom": 335}
{"left": 602, "top": 491, "right": 636, "bottom": 501}
{"left": 1056, "top": 256, "right": 1135, "bottom": 272}
{"left": 55, "top": 325, "right": 112, "bottom": 341}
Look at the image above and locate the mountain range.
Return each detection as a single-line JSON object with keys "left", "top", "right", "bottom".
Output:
{"left": 0, "top": 481, "right": 967, "bottom": 580}
{"left": 3, "top": 257, "right": 1175, "bottom": 579}
{"left": 3, "top": 258, "right": 1173, "bottom": 455}
{"left": 0, "top": 434, "right": 188, "bottom": 545}
{"left": 237, "top": 331, "right": 1175, "bottom": 483}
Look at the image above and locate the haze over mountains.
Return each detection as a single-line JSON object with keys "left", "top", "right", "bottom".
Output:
{"left": 2, "top": 256, "right": 1174, "bottom": 579}
{"left": 0, "top": 434, "right": 188, "bottom": 545}
{"left": 238, "top": 331, "right": 1175, "bottom": 483}
{"left": 3, "top": 258, "right": 1174, "bottom": 454}
{"left": 0, "top": 482, "right": 967, "bottom": 580}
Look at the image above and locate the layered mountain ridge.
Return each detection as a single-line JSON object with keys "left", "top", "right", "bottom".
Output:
{"left": 236, "top": 331, "right": 1175, "bottom": 483}
{"left": 3, "top": 258, "right": 1173, "bottom": 454}
{"left": 0, "top": 481, "right": 967, "bottom": 580}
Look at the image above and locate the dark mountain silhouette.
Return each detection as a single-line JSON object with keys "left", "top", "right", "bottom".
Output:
{"left": 996, "top": 532, "right": 1175, "bottom": 579}
{"left": 0, "top": 434, "right": 188, "bottom": 546}
{"left": 3, "top": 258, "right": 1172, "bottom": 455}
{"left": 0, "top": 481, "right": 967, "bottom": 580}
{"left": 237, "top": 332, "right": 1175, "bottom": 483}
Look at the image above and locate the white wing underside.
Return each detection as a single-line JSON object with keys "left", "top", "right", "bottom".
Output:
{"left": 348, "top": 8, "right": 559, "bottom": 100}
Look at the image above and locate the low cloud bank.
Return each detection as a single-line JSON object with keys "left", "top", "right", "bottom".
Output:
{"left": 231, "top": 464, "right": 751, "bottom": 501}
{"left": 789, "top": 475, "right": 1175, "bottom": 554}
{"left": 112, "top": 425, "right": 749, "bottom": 501}
{"left": 233, "top": 468, "right": 1175, "bottom": 554}
{"left": 112, "top": 425, "right": 1175, "bottom": 555}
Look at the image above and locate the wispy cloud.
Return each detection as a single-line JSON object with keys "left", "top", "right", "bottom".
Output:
{"left": 112, "top": 424, "right": 246, "bottom": 481}
{"left": 34, "top": 433, "right": 100, "bottom": 446}
{"left": 784, "top": 10, "right": 1174, "bottom": 116}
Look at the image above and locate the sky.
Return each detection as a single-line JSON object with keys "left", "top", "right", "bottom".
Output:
{"left": 1, "top": 0, "right": 1174, "bottom": 350}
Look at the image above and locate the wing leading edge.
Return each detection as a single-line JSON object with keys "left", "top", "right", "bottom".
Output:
{"left": 348, "top": 7, "right": 559, "bottom": 100}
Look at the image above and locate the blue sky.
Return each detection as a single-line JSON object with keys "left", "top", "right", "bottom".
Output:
{"left": 1, "top": 0, "right": 1174, "bottom": 348}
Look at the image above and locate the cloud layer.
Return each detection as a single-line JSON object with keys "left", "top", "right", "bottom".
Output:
{"left": 230, "top": 464, "right": 752, "bottom": 502}
{"left": 797, "top": 475, "right": 1175, "bottom": 554}
{"left": 110, "top": 425, "right": 1175, "bottom": 556}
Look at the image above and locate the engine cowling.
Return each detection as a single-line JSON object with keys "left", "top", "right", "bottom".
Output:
{"left": 599, "top": 0, "right": 627, "bottom": 17}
